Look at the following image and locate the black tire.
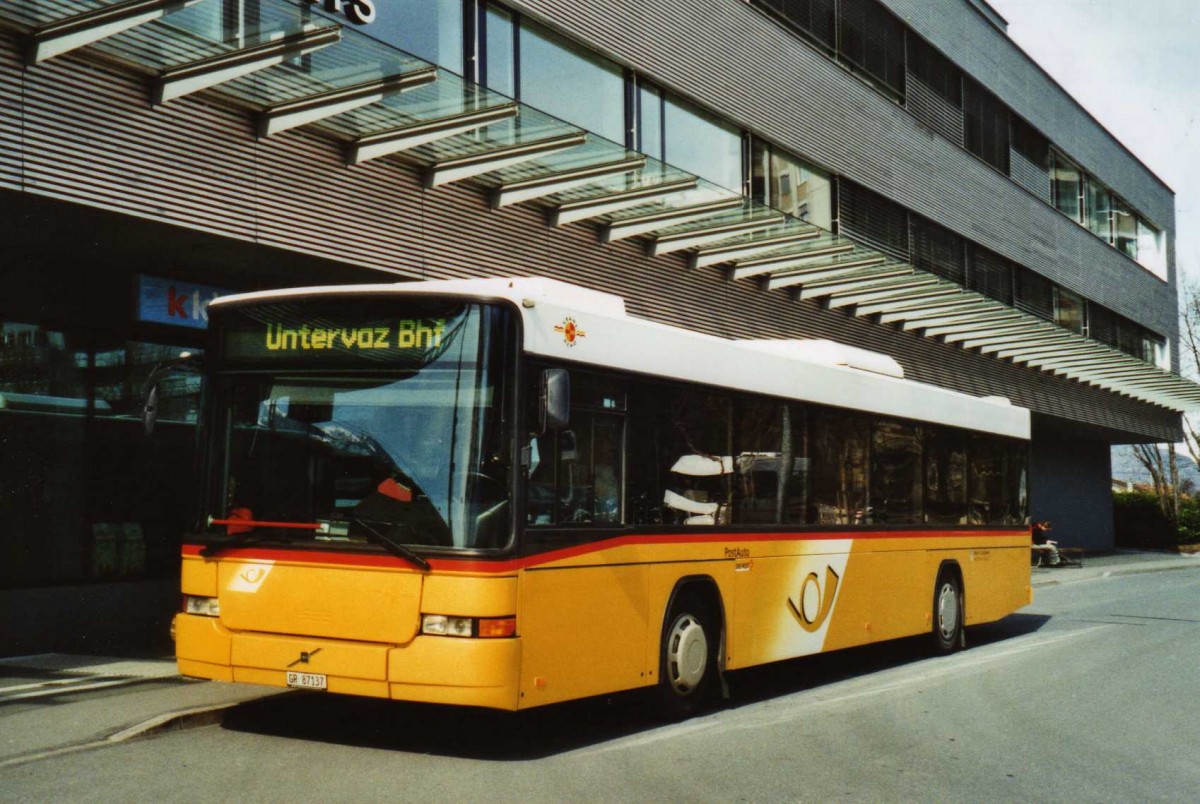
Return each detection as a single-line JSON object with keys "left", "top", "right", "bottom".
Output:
{"left": 657, "top": 592, "right": 716, "bottom": 718}
{"left": 932, "top": 570, "right": 964, "bottom": 654}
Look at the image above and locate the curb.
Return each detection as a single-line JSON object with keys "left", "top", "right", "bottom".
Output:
{"left": 0, "top": 695, "right": 285, "bottom": 770}
{"left": 1032, "top": 559, "right": 1200, "bottom": 588}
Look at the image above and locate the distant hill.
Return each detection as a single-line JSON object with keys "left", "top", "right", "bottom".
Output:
{"left": 1111, "top": 445, "right": 1200, "bottom": 490}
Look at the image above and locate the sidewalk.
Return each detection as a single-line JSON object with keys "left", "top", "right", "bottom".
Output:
{"left": 1, "top": 550, "right": 1196, "bottom": 768}
{"left": 0, "top": 654, "right": 283, "bottom": 768}
{"left": 1030, "top": 548, "right": 1200, "bottom": 587}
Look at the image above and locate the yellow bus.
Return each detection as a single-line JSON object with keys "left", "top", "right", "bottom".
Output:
{"left": 173, "top": 277, "right": 1031, "bottom": 715}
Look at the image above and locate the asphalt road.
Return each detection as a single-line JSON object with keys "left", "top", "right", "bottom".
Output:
{"left": 3, "top": 568, "right": 1199, "bottom": 801}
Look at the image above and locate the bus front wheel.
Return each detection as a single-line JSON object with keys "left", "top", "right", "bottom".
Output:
{"left": 933, "top": 570, "right": 964, "bottom": 654}
{"left": 657, "top": 592, "right": 716, "bottom": 718}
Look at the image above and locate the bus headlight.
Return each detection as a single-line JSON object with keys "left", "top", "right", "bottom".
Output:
{"left": 183, "top": 595, "right": 221, "bottom": 617}
{"left": 421, "top": 615, "right": 516, "bottom": 638}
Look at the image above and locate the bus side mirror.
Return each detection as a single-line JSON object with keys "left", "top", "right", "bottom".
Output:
{"left": 540, "top": 369, "right": 570, "bottom": 432}
{"left": 142, "top": 383, "right": 161, "bottom": 436}
{"left": 143, "top": 350, "right": 202, "bottom": 436}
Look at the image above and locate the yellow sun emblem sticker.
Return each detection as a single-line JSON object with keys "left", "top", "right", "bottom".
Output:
{"left": 553, "top": 317, "right": 586, "bottom": 347}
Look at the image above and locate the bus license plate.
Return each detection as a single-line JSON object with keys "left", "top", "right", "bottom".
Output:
{"left": 286, "top": 671, "right": 327, "bottom": 690}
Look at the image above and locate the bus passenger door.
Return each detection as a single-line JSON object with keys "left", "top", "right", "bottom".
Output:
{"left": 519, "top": 373, "right": 647, "bottom": 706}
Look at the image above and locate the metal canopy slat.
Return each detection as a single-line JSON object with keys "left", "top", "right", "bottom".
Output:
{"left": 916, "top": 313, "right": 1028, "bottom": 338}
{"left": 787, "top": 263, "right": 908, "bottom": 296}
{"left": 899, "top": 305, "right": 1012, "bottom": 332}
{"left": 428, "top": 132, "right": 588, "bottom": 188}
{"left": 856, "top": 294, "right": 978, "bottom": 319}
{"left": 731, "top": 243, "right": 855, "bottom": 281}
{"left": 601, "top": 197, "right": 745, "bottom": 243}
{"left": 28, "top": 0, "right": 204, "bottom": 64}
{"left": 259, "top": 66, "right": 438, "bottom": 137}
{"left": 876, "top": 297, "right": 998, "bottom": 325}
{"left": 1000, "top": 343, "right": 1104, "bottom": 362}
{"left": 824, "top": 276, "right": 943, "bottom": 308}
{"left": 349, "top": 103, "right": 519, "bottom": 165}
{"left": 649, "top": 214, "right": 784, "bottom": 256}
{"left": 768, "top": 256, "right": 892, "bottom": 291}
{"left": 550, "top": 179, "right": 700, "bottom": 226}
{"left": 491, "top": 156, "right": 646, "bottom": 208}
{"left": 942, "top": 322, "right": 1052, "bottom": 345}
{"left": 156, "top": 25, "right": 342, "bottom": 105}
{"left": 959, "top": 327, "right": 1066, "bottom": 349}
{"left": 976, "top": 333, "right": 1078, "bottom": 355}
{"left": 691, "top": 230, "right": 821, "bottom": 269}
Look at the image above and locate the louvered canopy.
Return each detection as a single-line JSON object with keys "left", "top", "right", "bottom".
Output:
{"left": 4, "top": 0, "right": 1199, "bottom": 412}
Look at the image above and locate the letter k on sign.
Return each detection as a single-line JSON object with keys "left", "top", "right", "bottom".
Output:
{"left": 167, "top": 286, "right": 188, "bottom": 319}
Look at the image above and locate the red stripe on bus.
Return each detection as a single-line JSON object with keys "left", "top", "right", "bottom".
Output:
{"left": 181, "top": 527, "right": 1029, "bottom": 574}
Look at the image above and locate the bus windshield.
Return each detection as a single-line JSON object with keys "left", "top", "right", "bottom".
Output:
{"left": 203, "top": 298, "right": 514, "bottom": 551}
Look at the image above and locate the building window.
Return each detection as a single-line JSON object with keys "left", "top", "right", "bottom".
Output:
{"left": 1050, "top": 152, "right": 1083, "bottom": 222}
{"left": 1054, "top": 287, "right": 1085, "bottom": 334}
{"left": 907, "top": 35, "right": 962, "bottom": 107}
{"left": 663, "top": 95, "right": 743, "bottom": 192}
{"left": 911, "top": 217, "right": 966, "bottom": 285}
{"left": 748, "top": 138, "right": 833, "bottom": 228}
{"left": 967, "top": 246, "right": 1014, "bottom": 305}
{"left": 1084, "top": 176, "right": 1112, "bottom": 243}
{"left": 1014, "top": 266, "right": 1055, "bottom": 321}
{"left": 837, "top": 179, "right": 909, "bottom": 260}
{"left": 1137, "top": 218, "right": 1166, "bottom": 278}
{"left": 838, "top": 0, "right": 906, "bottom": 100}
{"left": 759, "top": 0, "right": 837, "bottom": 52}
{"left": 0, "top": 327, "right": 202, "bottom": 587}
{"left": 635, "top": 79, "right": 665, "bottom": 161}
{"left": 483, "top": 3, "right": 516, "bottom": 97}
{"left": 1112, "top": 196, "right": 1138, "bottom": 261}
{"left": 963, "top": 78, "right": 1009, "bottom": 173}
{"left": 368, "top": 0, "right": 464, "bottom": 73}
{"left": 518, "top": 21, "right": 626, "bottom": 143}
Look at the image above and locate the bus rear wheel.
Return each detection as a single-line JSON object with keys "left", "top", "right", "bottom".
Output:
{"left": 658, "top": 592, "right": 715, "bottom": 718}
{"left": 933, "top": 570, "right": 964, "bottom": 654}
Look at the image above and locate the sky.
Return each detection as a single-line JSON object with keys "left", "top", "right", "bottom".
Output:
{"left": 986, "top": 0, "right": 1200, "bottom": 287}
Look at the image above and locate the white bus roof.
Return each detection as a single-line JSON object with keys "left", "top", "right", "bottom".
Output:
{"left": 211, "top": 276, "right": 1030, "bottom": 440}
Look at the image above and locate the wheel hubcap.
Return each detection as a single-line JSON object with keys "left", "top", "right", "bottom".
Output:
{"left": 666, "top": 613, "right": 708, "bottom": 695}
{"left": 937, "top": 582, "right": 959, "bottom": 640}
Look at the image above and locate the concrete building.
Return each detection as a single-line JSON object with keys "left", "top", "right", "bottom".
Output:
{"left": 1, "top": 0, "right": 1195, "bottom": 653}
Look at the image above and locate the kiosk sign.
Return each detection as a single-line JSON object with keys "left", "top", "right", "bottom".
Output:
{"left": 136, "top": 275, "right": 230, "bottom": 330}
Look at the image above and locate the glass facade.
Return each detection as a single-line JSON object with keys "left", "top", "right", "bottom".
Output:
{"left": 1085, "top": 176, "right": 1112, "bottom": 242}
{"left": 663, "top": 95, "right": 743, "bottom": 192}
{"left": 748, "top": 139, "right": 832, "bottom": 228}
{"left": 484, "top": 4, "right": 516, "bottom": 97}
{"left": 0, "top": 326, "right": 203, "bottom": 587}
{"left": 518, "top": 21, "right": 625, "bottom": 144}
{"left": 368, "top": 0, "right": 464, "bottom": 73}
{"left": 1051, "top": 152, "right": 1082, "bottom": 222}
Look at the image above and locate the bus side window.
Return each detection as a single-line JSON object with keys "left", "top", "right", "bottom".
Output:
{"left": 525, "top": 368, "right": 625, "bottom": 527}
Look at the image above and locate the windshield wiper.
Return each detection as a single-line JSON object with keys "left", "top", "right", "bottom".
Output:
{"left": 350, "top": 518, "right": 431, "bottom": 572}
{"left": 200, "top": 517, "right": 313, "bottom": 557}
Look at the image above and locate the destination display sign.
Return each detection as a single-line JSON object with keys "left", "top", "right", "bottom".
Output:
{"left": 217, "top": 300, "right": 474, "bottom": 369}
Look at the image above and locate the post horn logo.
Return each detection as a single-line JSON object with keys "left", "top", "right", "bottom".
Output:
{"left": 553, "top": 317, "right": 586, "bottom": 347}
{"left": 788, "top": 565, "right": 841, "bottom": 633}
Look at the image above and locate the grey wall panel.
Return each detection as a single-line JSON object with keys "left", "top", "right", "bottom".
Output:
{"left": 503, "top": 0, "right": 1176, "bottom": 340}
{"left": 0, "top": 37, "right": 18, "bottom": 191}
{"left": 1030, "top": 418, "right": 1115, "bottom": 551}
{"left": 883, "top": 0, "right": 1175, "bottom": 231}
{"left": 0, "top": 33, "right": 1180, "bottom": 441}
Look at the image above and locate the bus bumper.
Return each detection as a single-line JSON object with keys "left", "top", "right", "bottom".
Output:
{"left": 175, "top": 614, "right": 522, "bottom": 711}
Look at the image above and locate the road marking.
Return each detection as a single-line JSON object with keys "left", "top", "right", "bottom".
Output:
{"left": 0, "top": 678, "right": 149, "bottom": 703}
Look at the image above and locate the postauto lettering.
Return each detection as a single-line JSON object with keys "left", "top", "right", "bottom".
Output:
{"left": 264, "top": 319, "right": 446, "bottom": 352}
